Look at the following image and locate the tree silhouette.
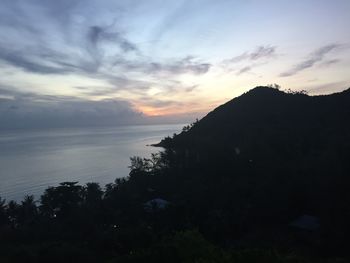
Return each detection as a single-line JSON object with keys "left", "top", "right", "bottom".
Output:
{"left": 0, "top": 197, "right": 7, "bottom": 226}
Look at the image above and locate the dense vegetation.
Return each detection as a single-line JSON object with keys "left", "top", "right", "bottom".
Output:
{"left": 1, "top": 86, "right": 349, "bottom": 262}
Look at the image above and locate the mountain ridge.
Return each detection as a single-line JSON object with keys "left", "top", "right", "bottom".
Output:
{"left": 157, "top": 86, "right": 350, "bottom": 152}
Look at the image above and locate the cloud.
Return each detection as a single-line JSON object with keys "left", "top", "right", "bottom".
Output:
{"left": 184, "top": 85, "right": 198, "bottom": 92}
{"left": 74, "top": 86, "right": 120, "bottom": 96}
{"left": 237, "top": 66, "right": 251, "bottom": 75}
{"left": 249, "top": 46, "right": 276, "bottom": 60}
{"left": 280, "top": 44, "right": 341, "bottom": 77}
{"left": 0, "top": 1, "right": 138, "bottom": 76}
{"left": 298, "top": 81, "right": 348, "bottom": 95}
{"left": 0, "top": 1, "right": 209, "bottom": 86}
{"left": 87, "top": 25, "right": 138, "bottom": 54}
{"left": 319, "top": 59, "right": 341, "bottom": 67}
{"left": 137, "top": 97, "right": 185, "bottom": 108}
{"left": 73, "top": 76, "right": 150, "bottom": 96}
{"left": 0, "top": 0, "right": 212, "bottom": 112}
{"left": 0, "top": 87, "right": 145, "bottom": 129}
{"left": 0, "top": 83, "right": 203, "bottom": 128}
{"left": 113, "top": 56, "right": 211, "bottom": 76}
{"left": 0, "top": 47, "right": 73, "bottom": 75}
{"left": 221, "top": 45, "right": 276, "bottom": 75}
{"left": 146, "top": 56, "right": 211, "bottom": 75}
{"left": 224, "top": 45, "right": 277, "bottom": 64}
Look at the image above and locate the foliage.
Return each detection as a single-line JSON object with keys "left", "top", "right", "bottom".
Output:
{"left": 0, "top": 86, "right": 350, "bottom": 262}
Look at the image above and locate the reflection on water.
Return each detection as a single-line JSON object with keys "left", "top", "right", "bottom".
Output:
{"left": 0, "top": 124, "right": 182, "bottom": 201}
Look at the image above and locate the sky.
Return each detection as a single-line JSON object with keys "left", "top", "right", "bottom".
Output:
{"left": 0, "top": 0, "right": 349, "bottom": 128}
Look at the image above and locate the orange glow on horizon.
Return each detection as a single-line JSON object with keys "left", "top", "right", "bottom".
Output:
{"left": 138, "top": 106, "right": 165, "bottom": 116}
{"left": 135, "top": 99, "right": 227, "bottom": 117}
{"left": 137, "top": 105, "right": 193, "bottom": 117}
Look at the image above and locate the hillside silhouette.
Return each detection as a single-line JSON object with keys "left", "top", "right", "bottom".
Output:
{"left": 0, "top": 86, "right": 349, "bottom": 262}
{"left": 155, "top": 86, "right": 350, "bottom": 256}
{"left": 160, "top": 86, "right": 350, "bottom": 152}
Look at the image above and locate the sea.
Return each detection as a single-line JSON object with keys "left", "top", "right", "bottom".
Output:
{"left": 0, "top": 124, "right": 183, "bottom": 201}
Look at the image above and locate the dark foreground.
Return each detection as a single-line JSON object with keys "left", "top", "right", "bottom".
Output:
{"left": 1, "top": 87, "right": 349, "bottom": 262}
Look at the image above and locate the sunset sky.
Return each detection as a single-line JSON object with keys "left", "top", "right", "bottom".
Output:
{"left": 0, "top": 0, "right": 349, "bottom": 127}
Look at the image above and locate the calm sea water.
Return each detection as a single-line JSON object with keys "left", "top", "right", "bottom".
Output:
{"left": 0, "top": 124, "right": 183, "bottom": 201}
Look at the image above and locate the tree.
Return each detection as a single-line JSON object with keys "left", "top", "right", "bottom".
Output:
{"left": 84, "top": 182, "right": 103, "bottom": 208}
{"left": 0, "top": 197, "right": 7, "bottom": 226}
{"left": 40, "top": 182, "right": 83, "bottom": 219}
{"left": 18, "top": 195, "right": 37, "bottom": 225}
{"left": 267, "top": 83, "right": 281, "bottom": 90}
{"left": 129, "top": 156, "right": 152, "bottom": 176}
{"left": 7, "top": 200, "right": 20, "bottom": 228}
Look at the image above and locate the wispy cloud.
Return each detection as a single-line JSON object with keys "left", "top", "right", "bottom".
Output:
{"left": 319, "top": 59, "right": 341, "bottom": 67}
{"left": 0, "top": 46, "right": 74, "bottom": 75}
{"left": 87, "top": 25, "right": 138, "bottom": 55}
{"left": 237, "top": 66, "right": 251, "bottom": 75}
{"left": 221, "top": 45, "right": 277, "bottom": 75}
{"left": 144, "top": 56, "right": 211, "bottom": 75}
{"left": 224, "top": 45, "right": 277, "bottom": 64}
{"left": 280, "top": 44, "right": 341, "bottom": 77}
{"left": 112, "top": 56, "right": 211, "bottom": 76}
{"left": 299, "top": 81, "right": 348, "bottom": 95}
